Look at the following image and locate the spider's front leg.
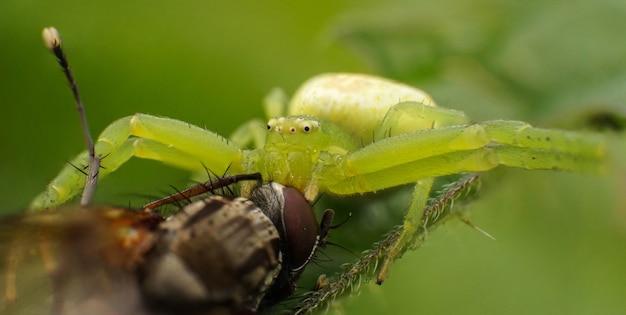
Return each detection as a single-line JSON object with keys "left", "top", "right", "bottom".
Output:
{"left": 30, "top": 114, "right": 243, "bottom": 210}
{"left": 318, "top": 119, "right": 604, "bottom": 282}
{"left": 322, "top": 121, "right": 604, "bottom": 195}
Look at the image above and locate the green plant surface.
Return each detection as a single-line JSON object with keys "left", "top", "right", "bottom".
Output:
{"left": 1, "top": 1, "right": 625, "bottom": 314}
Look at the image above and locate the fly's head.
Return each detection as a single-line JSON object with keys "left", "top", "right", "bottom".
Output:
{"left": 248, "top": 182, "right": 334, "bottom": 309}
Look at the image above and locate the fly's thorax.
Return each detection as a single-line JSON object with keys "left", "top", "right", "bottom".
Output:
{"left": 288, "top": 73, "right": 436, "bottom": 144}
{"left": 140, "top": 195, "right": 281, "bottom": 312}
{"left": 262, "top": 116, "right": 357, "bottom": 190}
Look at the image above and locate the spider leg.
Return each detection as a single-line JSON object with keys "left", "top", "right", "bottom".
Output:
{"left": 320, "top": 121, "right": 604, "bottom": 195}
{"left": 375, "top": 101, "right": 470, "bottom": 141}
{"left": 483, "top": 120, "right": 604, "bottom": 171}
{"left": 377, "top": 177, "right": 434, "bottom": 283}
{"left": 292, "top": 174, "right": 482, "bottom": 313}
{"left": 30, "top": 114, "right": 243, "bottom": 210}
{"left": 229, "top": 118, "right": 267, "bottom": 149}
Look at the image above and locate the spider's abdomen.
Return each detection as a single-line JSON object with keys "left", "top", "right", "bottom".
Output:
{"left": 288, "top": 73, "right": 436, "bottom": 144}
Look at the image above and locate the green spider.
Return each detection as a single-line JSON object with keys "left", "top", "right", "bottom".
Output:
{"left": 30, "top": 72, "right": 605, "bottom": 281}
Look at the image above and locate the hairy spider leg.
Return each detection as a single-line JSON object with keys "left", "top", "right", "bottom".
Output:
{"left": 31, "top": 114, "right": 243, "bottom": 210}
{"left": 317, "top": 120, "right": 603, "bottom": 196}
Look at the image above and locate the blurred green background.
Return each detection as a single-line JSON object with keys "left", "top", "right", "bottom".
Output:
{"left": 1, "top": 0, "right": 625, "bottom": 314}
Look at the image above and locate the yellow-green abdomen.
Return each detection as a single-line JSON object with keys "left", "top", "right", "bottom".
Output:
{"left": 288, "top": 73, "right": 436, "bottom": 144}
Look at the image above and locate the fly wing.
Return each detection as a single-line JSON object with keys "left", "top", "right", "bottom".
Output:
{"left": 0, "top": 214, "right": 57, "bottom": 315}
{"left": 0, "top": 207, "right": 161, "bottom": 315}
{"left": 0, "top": 206, "right": 263, "bottom": 315}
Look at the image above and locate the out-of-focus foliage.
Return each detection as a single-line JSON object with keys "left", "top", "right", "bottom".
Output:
{"left": 1, "top": 0, "right": 624, "bottom": 314}
{"left": 333, "top": 1, "right": 626, "bottom": 124}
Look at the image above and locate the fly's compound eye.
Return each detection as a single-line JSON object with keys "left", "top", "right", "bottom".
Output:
{"left": 247, "top": 182, "right": 334, "bottom": 309}
{"left": 280, "top": 185, "right": 319, "bottom": 271}
{"left": 249, "top": 183, "right": 320, "bottom": 272}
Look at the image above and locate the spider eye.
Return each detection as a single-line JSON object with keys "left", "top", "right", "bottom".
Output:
{"left": 267, "top": 118, "right": 278, "bottom": 132}
{"left": 295, "top": 118, "right": 319, "bottom": 134}
{"left": 289, "top": 127, "right": 296, "bottom": 133}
